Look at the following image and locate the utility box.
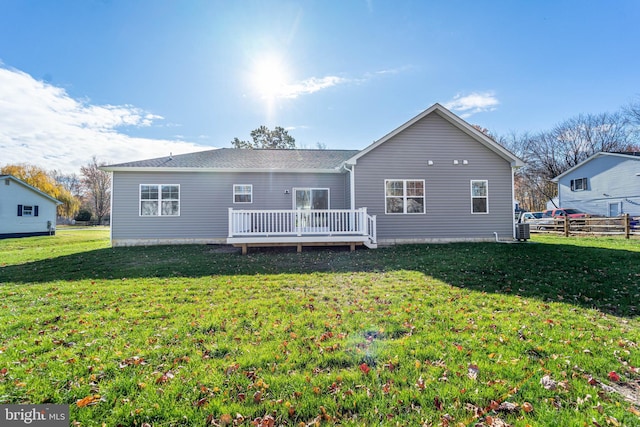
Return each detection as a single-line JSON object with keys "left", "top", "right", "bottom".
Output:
{"left": 515, "top": 223, "right": 530, "bottom": 241}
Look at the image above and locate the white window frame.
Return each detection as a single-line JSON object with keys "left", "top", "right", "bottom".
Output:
{"left": 22, "top": 205, "right": 33, "bottom": 216}
{"left": 233, "top": 184, "right": 253, "bottom": 204}
{"left": 571, "top": 177, "right": 588, "bottom": 191}
{"left": 471, "top": 180, "right": 489, "bottom": 214}
{"left": 139, "top": 184, "right": 180, "bottom": 217}
{"left": 384, "top": 179, "right": 426, "bottom": 214}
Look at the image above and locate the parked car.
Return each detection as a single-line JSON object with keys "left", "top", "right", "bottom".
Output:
{"left": 542, "top": 208, "right": 590, "bottom": 219}
{"left": 521, "top": 212, "right": 543, "bottom": 221}
{"left": 519, "top": 211, "right": 545, "bottom": 230}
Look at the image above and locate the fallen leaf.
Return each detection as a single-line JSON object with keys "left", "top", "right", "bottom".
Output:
{"left": 434, "top": 396, "right": 444, "bottom": 411}
{"left": 219, "top": 413, "right": 232, "bottom": 426}
{"left": 359, "top": 363, "right": 371, "bottom": 375}
{"left": 607, "top": 371, "right": 620, "bottom": 382}
{"left": 540, "top": 375, "right": 557, "bottom": 390}
{"left": 194, "top": 397, "right": 207, "bottom": 407}
{"left": 522, "top": 402, "right": 534, "bottom": 413}
{"left": 497, "top": 401, "right": 519, "bottom": 413}
{"left": 467, "top": 364, "right": 479, "bottom": 380}
{"left": 76, "top": 394, "right": 100, "bottom": 408}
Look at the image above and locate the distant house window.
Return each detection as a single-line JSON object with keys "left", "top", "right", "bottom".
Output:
{"left": 385, "top": 180, "right": 425, "bottom": 214}
{"left": 233, "top": 184, "right": 253, "bottom": 203}
{"left": 140, "top": 185, "right": 180, "bottom": 216}
{"left": 471, "top": 180, "right": 488, "bottom": 214}
{"left": 570, "top": 177, "right": 588, "bottom": 191}
{"left": 17, "top": 205, "right": 38, "bottom": 217}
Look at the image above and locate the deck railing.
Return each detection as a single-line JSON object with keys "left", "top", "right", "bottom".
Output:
{"left": 228, "top": 208, "right": 376, "bottom": 243}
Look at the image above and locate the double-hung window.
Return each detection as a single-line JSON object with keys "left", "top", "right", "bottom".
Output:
{"left": 385, "top": 180, "right": 425, "bottom": 214}
{"left": 140, "top": 184, "right": 180, "bottom": 216}
{"left": 570, "top": 177, "right": 588, "bottom": 191}
{"left": 471, "top": 180, "right": 488, "bottom": 214}
{"left": 17, "top": 205, "right": 37, "bottom": 216}
{"left": 233, "top": 184, "right": 253, "bottom": 203}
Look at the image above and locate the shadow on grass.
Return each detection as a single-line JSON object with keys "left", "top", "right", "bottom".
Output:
{"left": 1, "top": 242, "right": 637, "bottom": 318}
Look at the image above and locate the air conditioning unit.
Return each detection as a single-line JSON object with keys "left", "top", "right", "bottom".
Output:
{"left": 515, "top": 223, "right": 530, "bottom": 241}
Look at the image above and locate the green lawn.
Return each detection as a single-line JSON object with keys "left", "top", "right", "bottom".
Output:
{"left": 0, "top": 229, "right": 638, "bottom": 426}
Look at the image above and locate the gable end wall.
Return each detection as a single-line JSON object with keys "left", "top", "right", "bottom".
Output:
{"left": 353, "top": 113, "right": 514, "bottom": 242}
{"left": 0, "top": 179, "right": 58, "bottom": 235}
{"left": 557, "top": 156, "right": 640, "bottom": 216}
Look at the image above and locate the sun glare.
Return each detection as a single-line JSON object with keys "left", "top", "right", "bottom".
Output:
{"left": 251, "top": 56, "right": 290, "bottom": 100}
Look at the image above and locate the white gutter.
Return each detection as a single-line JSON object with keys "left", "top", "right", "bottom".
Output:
{"left": 342, "top": 163, "right": 356, "bottom": 210}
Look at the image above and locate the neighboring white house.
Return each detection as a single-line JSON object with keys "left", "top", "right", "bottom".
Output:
{"left": 0, "top": 175, "right": 62, "bottom": 239}
{"left": 552, "top": 152, "right": 640, "bottom": 217}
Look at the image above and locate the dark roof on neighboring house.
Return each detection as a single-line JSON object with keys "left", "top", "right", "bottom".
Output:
{"left": 102, "top": 148, "right": 361, "bottom": 172}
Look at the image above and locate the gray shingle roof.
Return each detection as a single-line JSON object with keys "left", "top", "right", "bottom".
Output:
{"left": 104, "top": 148, "right": 360, "bottom": 171}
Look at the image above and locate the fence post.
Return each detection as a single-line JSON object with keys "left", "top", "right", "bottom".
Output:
{"left": 564, "top": 216, "right": 569, "bottom": 237}
{"left": 624, "top": 213, "right": 630, "bottom": 239}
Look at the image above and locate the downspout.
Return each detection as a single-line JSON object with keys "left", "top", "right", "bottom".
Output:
{"left": 109, "top": 172, "right": 114, "bottom": 247}
{"left": 511, "top": 165, "right": 516, "bottom": 239}
{"left": 342, "top": 163, "right": 356, "bottom": 210}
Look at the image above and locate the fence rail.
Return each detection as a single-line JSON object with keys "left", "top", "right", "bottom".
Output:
{"left": 527, "top": 214, "right": 637, "bottom": 238}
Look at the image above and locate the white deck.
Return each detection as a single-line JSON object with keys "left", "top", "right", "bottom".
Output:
{"left": 227, "top": 208, "right": 377, "bottom": 253}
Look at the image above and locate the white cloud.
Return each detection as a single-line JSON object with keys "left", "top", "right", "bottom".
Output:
{"left": 0, "top": 66, "right": 208, "bottom": 173}
{"left": 277, "top": 75, "right": 348, "bottom": 99}
{"left": 444, "top": 92, "right": 499, "bottom": 118}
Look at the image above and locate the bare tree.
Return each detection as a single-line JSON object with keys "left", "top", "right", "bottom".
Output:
{"left": 81, "top": 157, "right": 111, "bottom": 224}
{"left": 624, "top": 98, "right": 640, "bottom": 124}
{"left": 496, "top": 110, "right": 638, "bottom": 211}
{"left": 51, "top": 170, "right": 83, "bottom": 198}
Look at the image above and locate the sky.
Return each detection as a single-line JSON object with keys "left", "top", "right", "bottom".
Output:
{"left": 1, "top": 0, "right": 639, "bottom": 173}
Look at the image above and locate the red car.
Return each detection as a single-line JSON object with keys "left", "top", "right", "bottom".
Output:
{"left": 542, "top": 208, "right": 589, "bottom": 219}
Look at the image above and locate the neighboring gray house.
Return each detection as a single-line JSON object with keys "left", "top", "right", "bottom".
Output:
{"left": 102, "top": 104, "right": 524, "bottom": 249}
{"left": 552, "top": 152, "right": 640, "bottom": 217}
{"left": 0, "top": 175, "right": 61, "bottom": 239}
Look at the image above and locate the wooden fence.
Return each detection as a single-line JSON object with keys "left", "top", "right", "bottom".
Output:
{"left": 528, "top": 213, "right": 637, "bottom": 238}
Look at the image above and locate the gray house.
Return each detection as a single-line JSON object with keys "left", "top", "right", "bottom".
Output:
{"left": 552, "top": 152, "right": 640, "bottom": 217}
{"left": 0, "top": 175, "right": 61, "bottom": 239}
{"left": 102, "top": 104, "right": 524, "bottom": 249}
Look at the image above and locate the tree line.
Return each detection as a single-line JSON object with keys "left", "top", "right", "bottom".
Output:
{"left": 495, "top": 99, "right": 640, "bottom": 211}
{"left": 1, "top": 156, "right": 111, "bottom": 224}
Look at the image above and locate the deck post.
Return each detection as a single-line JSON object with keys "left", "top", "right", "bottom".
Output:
{"left": 370, "top": 215, "right": 377, "bottom": 244}
{"left": 228, "top": 208, "right": 234, "bottom": 238}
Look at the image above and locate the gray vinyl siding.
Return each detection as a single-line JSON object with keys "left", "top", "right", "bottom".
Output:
{"left": 353, "top": 113, "right": 514, "bottom": 242}
{"left": 111, "top": 171, "right": 349, "bottom": 245}
{"left": 557, "top": 156, "right": 640, "bottom": 217}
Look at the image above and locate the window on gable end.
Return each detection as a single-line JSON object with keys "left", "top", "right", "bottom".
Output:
{"left": 570, "top": 177, "right": 588, "bottom": 191}
{"left": 385, "top": 180, "right": 425, "bottom": 214}
{"left": 471, "top": 180, "right": 488, "bottom": 214}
